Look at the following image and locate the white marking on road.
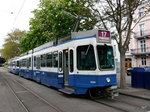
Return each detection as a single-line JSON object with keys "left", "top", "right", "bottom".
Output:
{"left": 16, "top": 91, "right": 28, "bottom": 94}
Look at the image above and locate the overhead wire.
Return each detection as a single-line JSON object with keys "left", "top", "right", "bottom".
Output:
{"left": 13, "top": 0, "right": 26, "bottom": 26}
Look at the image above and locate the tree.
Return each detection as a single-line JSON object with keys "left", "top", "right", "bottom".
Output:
{"left": 87, "top": 0, "right": 148, "bottom": 88}
{"left": 21, "top": 0, "right": 97, "bottom": 52}
{"left": 1, "top": 29, "right": 26, "bottom": 61}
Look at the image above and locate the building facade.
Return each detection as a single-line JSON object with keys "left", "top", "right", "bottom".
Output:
{"left": 129, "top": 1, "right": 150, "bottom": 67}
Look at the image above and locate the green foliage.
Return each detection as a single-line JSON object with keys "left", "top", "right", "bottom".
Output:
{"left": 1, "top": 29, "right": 26, "bottom": 61}
{"left": 21, "top": 0, "right": 97, "bottom": 52}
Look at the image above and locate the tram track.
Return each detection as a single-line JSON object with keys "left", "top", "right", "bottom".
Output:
{"left": 91, "top": 98, "right": 128, "bottom": 112}
{"left": 91, "top": 96, "right": 150, "bottom": 112}
{"left": 2, "top": 74, "right": 64, "bottom": 112}
{"left": 116, "top": 96, "right": 147, "bottom": 107}
{"left": 114, "top": 98, "right": 150, "bottom": 111}
{"left": 3, "top": 75, "right": 30, "bottom": 112}
{"left": 120, "top": 92, "right": 150, "bottom": 101}
{"left": 115, "top": 94, "right": 150, "bottom": 111}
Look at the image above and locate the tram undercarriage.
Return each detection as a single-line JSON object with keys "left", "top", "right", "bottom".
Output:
{"left": 88, "top": 86, "right": 118, "bottom": 99}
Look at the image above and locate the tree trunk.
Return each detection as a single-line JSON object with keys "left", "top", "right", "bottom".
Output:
{"left": 120, "top": 52, "right": 126, "bottom": 88}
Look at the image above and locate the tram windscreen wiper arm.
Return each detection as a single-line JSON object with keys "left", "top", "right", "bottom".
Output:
{"left": 85, "top": 44, "right": 91, "bottom": 56}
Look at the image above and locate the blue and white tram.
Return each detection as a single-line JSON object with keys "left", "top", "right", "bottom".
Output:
{"left": 8, "top": 59, "right": 14, "bottom": 73}
{"left": 19, "top": 51, "right": 33, "bottom": 79}
{"left": 14, "top": 57, "right": 20, "bottom": 75}
{"left": 9, "top": 29, "right": 118, "bottom": 98}
{"left": 8, "top": 57, "right": 20, "bottom": 74}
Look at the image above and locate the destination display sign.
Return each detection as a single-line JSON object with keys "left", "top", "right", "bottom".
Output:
{"left": 97, "top": 30, "right": 111, "bottom": 43}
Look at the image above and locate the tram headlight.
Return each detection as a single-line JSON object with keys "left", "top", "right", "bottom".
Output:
{"left": 106, "top": 77, "right": 110, "bottom": 83}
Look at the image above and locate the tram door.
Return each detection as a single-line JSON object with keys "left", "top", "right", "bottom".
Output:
{"left": 63, "top": 49, "right": 69, "bottom": 86}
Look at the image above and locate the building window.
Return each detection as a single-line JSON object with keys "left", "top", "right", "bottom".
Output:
{"left": 123, "top": 16, "right": 127, "bottom": 23}
{"left": 139, "top": 7, "right": 144, "bottom": 17}
{"left": 140, "top": 40, "right": 146, "bottom": 53}
{"left": 139, "top": 23, "right": 145, "bottom": 36}
{"left": 124, "top": 30, "right": 127, "bottom": 37}
{"left": 141, "top": 57, "right": 146, "bottom": 66}
{"left": 111, "top": 22, "right": 115, "bottom": 27}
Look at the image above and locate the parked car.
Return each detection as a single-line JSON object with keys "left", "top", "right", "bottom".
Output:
{"left": 127, "top": 68, "right": 133, "bottom": 76}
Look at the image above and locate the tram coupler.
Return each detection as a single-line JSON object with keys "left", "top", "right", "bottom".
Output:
{"left": 106, "top": 85, "right": 118, "bottom": 99}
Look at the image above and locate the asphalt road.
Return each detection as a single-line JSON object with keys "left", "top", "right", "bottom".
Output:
{"left": 0, "top": 68, "right": 121, "bottom": 112}
{"left": 0, "top": 68, "right": 150, "bottom": 112}
{"left": 0, "top": 70, "right": 26, "bottom": 112}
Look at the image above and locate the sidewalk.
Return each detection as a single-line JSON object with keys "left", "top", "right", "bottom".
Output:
{"left": 117, "top": 74, "right": 150, "bottom": 100}
{"left": 118, "top": 86, "right": 150, "bottom": 100}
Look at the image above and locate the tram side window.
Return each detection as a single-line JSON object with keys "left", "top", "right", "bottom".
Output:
{"left": 25, "top": 59, "right": 27, "bottom": 67}
{"left": 23, "top": 60, "right": 24, "bottom": 67}
{"left": 19, "top": 60, "right": 21, "bottom": 68}
{"left": 53, "top": 51, "right": 58, "bottom": 68}
{"left": 20, "top": 60, "right": 22, "bottom": 67}
{"left": 77, "top": 45, "right": 96, "bottom": 70}
{"left": 27, "top": 58, "right": 31, "bottom": 68}
{"left": 59, "top": 52, "right": 62, "bottom": 71}
{"left": 36, "top": 56, "right": 41, "bottom": 69}
{"left": 70, "top": 50, "right": 74, "bottom": 72}
{"left": 34, "top": 56, "right": 36, "bottom": 67}
{"left": 27, "top": 58, "right": 29, "bottom": 68}
{"left": 14, "top": 62, "right": 17, "bottom": 67}
{"left": 17, "top": 61, "right": 19, "bottom": 67}
{"left": 29, "top": 58, "right": 31, "bottom": 67}
{"left": 15, "top": 62, "right": 16, "bottom": 67}
{"left": 22, "top": 59, "right": 27, "bottom": 67}
{"left": 46, "top": 53, "right": 52, "bottom": 67}
{"left": 41, "top": 54, "right": 46, "bottom": 67}
{"left": 20, "top": 60, "right": 23, "bottom": 67}
{"left": 14, "top": 61, "right": 16, "bottom": 67}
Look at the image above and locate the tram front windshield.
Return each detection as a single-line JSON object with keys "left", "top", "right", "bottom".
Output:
{"left": 97, "top": 45, "right": 115, "bottom": 69}
{"left": 77, "top": 45, "right": 96, "bottom": 70}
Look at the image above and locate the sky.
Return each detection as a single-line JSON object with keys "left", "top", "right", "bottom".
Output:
{"left": 0, "top": 0, "right": 40, "bottom": 49}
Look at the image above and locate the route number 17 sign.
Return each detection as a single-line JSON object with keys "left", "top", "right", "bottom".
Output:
{"left": 97, "top": 30, "right": 111, "bottom": 43}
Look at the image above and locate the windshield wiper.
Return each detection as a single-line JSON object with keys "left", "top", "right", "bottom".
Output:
{"left": 85, "top": 44, "right": 91, "bottom": 56}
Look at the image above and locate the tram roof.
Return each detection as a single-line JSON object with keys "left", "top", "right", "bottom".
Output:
{"left": 19, "top": 29, "right": 110, "bottom": 57}
{"left": 33, "top": 29, "right": 101, "bottom": 52}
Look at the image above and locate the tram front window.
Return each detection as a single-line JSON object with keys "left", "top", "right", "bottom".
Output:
{"left": 97, "top": 45, "right": 115, "bottom": 69}
{"left": 77, "top": 45, "right": 96, "bottom": 70}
